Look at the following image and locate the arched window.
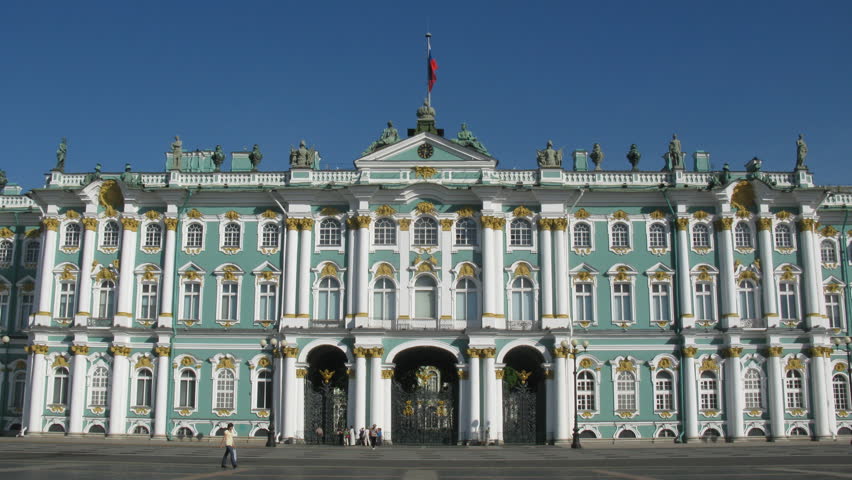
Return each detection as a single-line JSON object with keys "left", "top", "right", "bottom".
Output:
{"left": 779, "top": 282, "right": 799, "bottom": 321}
{"left": 135, "top": 369, "right": 153, "bottom": 407}
{"left": 317, "top": 277, "right": 341, "bottom": 321}
{"left": 12, "top": 371, "right": 26, "bottom": 409}
{"left": 692, "top": 223, "right": 710, "bottom": 248}
{"left": 186, "top": 223, "right": 203, "bottom": 249}
{"left": 95, "top": 280, "right": 115, "bottom": 319}
{"left": 178, "top": 370, "right": 196, "bottom": 408}
{"left": 775, "top": 224, "right": 792, "bottom": 248}
{"left": 89, "top": 424, "right": 106, "bottom": 434}
{"left": 0, "top": 240, "right": 13, "bottom": 264}
{"left": 648, "top": 223, "right": 667, "bottom": 249}
{"left": 611, "top": 223, "right": 630, "bottom": 248}
{"left": 616, "top": 371, "right": 637, "bottom": 411}
{"left": 734, "top": 223, "right": 752, "bottom": 249}
{"left": 699, "top": 371, "right": 718, "bottom": 410}
{"left": 48, "top": 424, "right": 65, "bottom": 433}
{"left": 577, "top": 370, "right": 595, "bottom": 411}
{"left": 64, "top": 223, "right": 81, "bottom": 248}
{"left": 261, "top": 223, "right": 279, "bottom": 248}
{"left": 654, "top": 371, "right": 674, "bottom": 411}
{"left": 833, "top": 374, "right": 850, "bottom": 411}
{"left": 253, "top": 428, "right": 269, "bottom": 437}
{"left": 509, "top": 219, "right": 532, "bottom": 247}
{"left": 176, "top": 426, "right": 194, "bottom": 438}
{"left": 510, "top": 277, "right": 534, "bottom": 323}
{"left": 821, "top": 240, "right": 838, "bottom": 264}
{"left": 790, "top": 427, "right": 809, "bottom": 437}
{"left": 219, "top": 282, "right": 238, "bottom": 321}
{"left": 573, "top": 223, "right": 591, "bottom": 248}
{"left": 747, "top": 427, "right": 766, "bottom": 437}
{"left": 144, "top": 224, "right": 162, "bottom": 248}
{"left": 414, "top": 275, "right": 437, "bottom": 319}
{"left": 319, "top": 219, "right": 341, "bottom": 246}
{"left": 215, "top": 369, "right": 236, "bottom": 410}
{"left": 52, "top": 367, "right": 70, "bottom": 405}
{"left": 373, "top": 218, "right": 396, "bottom": 246}
{"left": 372, "top": 277, "right": 396, "bottom": 321}
{"left": 24, "top": 240, "right": 40, "bottom": 264}
{"left": 256, "top": 370, "right": 273, "bottom": 409}
{"left": 455, "top": 278, "right": 478, "bottom": 322}
{"left": 222, "top": 223, "right": 241, "bottom": 248}
{"left": 413, "top": 218, "right": 438, "bottom": 246}
{"left": 657, "top": 429, "right": 676, "bottom": 438}
{"left": 102, "top": 221, "right": 120, "bottom": 248}
{"left": 455, "top": 218, "right": 477, "bottom": 246}
{"left": 90, "top": 366, "right": 109, "bottom": 407}
{"left": 785, "top": 369, "right": 804, "bottom": 409}
{"left": 617, "top": 429, "right": 637, "bottom": 439}
{"left": 738, "top": 281, "right": 758, "bottom": 324}
{"left": 133, "top": 425, "right": 150, "bottom": 435}
{"left": 744, "top": 368, "right": 762, "bottom": 409}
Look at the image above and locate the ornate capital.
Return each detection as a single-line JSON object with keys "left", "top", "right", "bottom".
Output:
{"left": 281, "top": 346, "right": 299, "bottom": 358}
{"left": 457, "top": 369, "right": 468, "bottom": 380}
{"left": 757, "top": 217, "right": 773, "bottom": 231}
{"left": 109, "top": 345, "right": 131, "bottom": 357}
{"left": 466, "top": 348, "right": 481, "bottom": 359}
{"left": 681, "top": 346, "right": 699, "bottom": 358}
{"left": 295, "top": 368, "right": 308, "bottom": 378}
{"left": 355, "top": 216, "right": 372, "bottom": 229}
{"left": 440, "top": 219, "right": 453, "bottom": 231}
{"left": 27, "top": 344, "right": 49, "bottom": 355}
{"left": 42, "top": 218, "right": 60, "bottom": 232}
{"left": 714, "top": 217, "right": 734, "bottom": 231}
{"left": 120, "top": 217, "right": 139, "bottom": 231}
{"left": 537, "top": 218, "right": 552, "bottom": 230}
{"left": 381, "top": 369, "right": 395, "bottom": 379}
{"left": 285, "top": 218, "right": 301, "bottom": 230}
{"left": 811, "top": 346, "right": 833, "bottom": 358}
{"left": 154, "top": 346, "right": 171, "bottom": 357}
{"left": 480, "top": 347, "right": 496, "bottom": 358}
{"left": 766, "top": 346, "right": 784, "bottom": 357}
{"left": 481, "top": 216, "right": 506, "bottom": 230}
{"left": 550, "top": 218, "right": 567, "bottom": 231}
{"left": 298, "top": 218, "right": 314, "bottom": 230}
{"left": 552, "top": 346, "right": 569, "bottom": 358}
{"left": 798, "top": 218, "right": 816, "bottom": 232}
{"left": 722, "top": 346, "right": 743, "bottom": 358}
{"left": 70, "top": 345, "right": 89, "bottom": 356}
{"left": 82, "top": 217, "right": 99, "bottom": 231}
{"left": 675, "top": 218, "right": 690, "bottom": 231}
{"left": 367, "top": 347, "right": 384, "bottom": 358}
{"left": 164, "top": 218, "right": 178, "bottom": 231}
{"left": 398, "top": 219, "right": 411, "bottom": 231}
{"left": 495, "top": 370, "right": 505, "bottom": 380}
{"left": 353, "top": 347, "right": 369, "bottom": 358}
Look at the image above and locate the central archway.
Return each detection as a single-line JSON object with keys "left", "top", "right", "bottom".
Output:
{"left": 391, "top": 346, "right": 459, "bottom": 445}
{"left": 304, "top": 345, "right": 348, "bottom": 445}
{"left": 501, "top": 346, "right": 547, "bottom": 444}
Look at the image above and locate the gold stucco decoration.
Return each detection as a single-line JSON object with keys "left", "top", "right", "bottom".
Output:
{"left": 186, "top": 208, "right": 203, "bottom": 219}
{"left": 96, "top": 268, "right": 117, "bottom": 282}
{"left": 650, "top": 210, "right": 666, "bottom": 220}
{"left": 413, "top": 166, "right": 438, "bottom": 179}
{"left": 612, "top": 210, "right": 629, "bottom": 220}
{"left": 785, "top": 357, "right": 804, "bottom": 371}
{"left": 398, "top": 219, "right": 411, "bottom": 231}
{"left": 144, "top": 210, "right": 161, "bottom": 221}
{"left": 820, "top": 225, "right": 839, "bottom": 237}
{"left": 320, "top": 263, "right": 338, "bottom": 277}
{"left": 42, "top": 218, "right": 60, "bottom": 232}
{"left": 651, "top": 271, "right": 671, "bottom": 281}
{"left": 224, "top": 210, "right": 240, "bottom": 221}
{"left": 513, "top": 263, "right": 531, "bottom": 278}
{"left": 731, "top": 180, "right": 755, "bottom": 210}
{"left": 697, "top": 266, "right": 712, "bottom": 282}
{"left": 51, "top": 355, "right": 69, "bottom": 368}
{"left": 416, "top": 262, "right": 434, "bottom": 273}
{"left": 0, "top": 227, "right": 13, "bottom": 239}
{"left": 260, "top": 209, "right": 278, "bottom": 219}
{"left": 513, "top": 206, "right": 534, "bottom": 218}
{"left": 319, "top": 369, "right": 335, "bottom": 384}
{"left": 781, "top": 265, "right": 796, "bottom": 281}
{"left": 458, "top": 263, "right": 476, "bottom": 278}
{"left": 616, "top": 359, "right": 635, "bottom": 373}
{"left": 135, "top": 356, "right": 154, "bottom": 369}
{"left": 574, "top": 208, "right": 591, "bottom": 219}
{"left": 614, "top": 266, "right": 630, "bottom": 282}
{"left": 216, "top": 357, "right": 236, "bottom": 370}
{"left": 182, "top": 270, "right": 200, "bottom": 281}
{"left": 698, "top": 358, "right": 719, "bottom": 372}
{"left": 59, "top": 264, "right": 77, "bottom": 281}
{"left": 375, "top": 204, "right": 397, "bottom": 216}
{"left": 415, "top": 201, "right": 436, "bottom": 215}
{"left": 98, "top": 180, "right": 124, "bottom": 213}
{"left": 737, "top": 270, "right": 758, "bottom": 282}
{"left": 657, "top": 357, "right": 673, "bottom": 369}
{"left": 682, "top": 346, "right": 698, "bottom": 358}
{"left": 775, "top": 211, "right": 793, "bottom": 221}
{"left": 440, "top": 219, "right": 453, "bottom": 231}
{"left": 70, "top": 345, "right": 89, "bottom": 356}
{"left": 574, "top": 271, "right": 592, "bottom": 282}
{"left": 375, "top": 263, "right": 394, "bottom": 278}
{"left": 675, "top": 218, "right": 690, "bottom": 231}
{"left": 319, "top": 207, "right": 341, "bottom": 216}
{"left": 692, "top": 210, "right": 710, "bottom": 220}
{"left": 110, "top": 345, "right": 131, "bottom": 357}
{"left": 456, "top": 207, "right": 475, "bottom": 218}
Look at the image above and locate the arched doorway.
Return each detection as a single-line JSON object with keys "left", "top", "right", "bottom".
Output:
{"left": 304, "top": 346, "right": 348, "bottom": 445}
{"left": 501, "top": 346, "right": 546, "bottom": 444}
{"left": 392, "top": 347, "right": 458, "bottom": 445}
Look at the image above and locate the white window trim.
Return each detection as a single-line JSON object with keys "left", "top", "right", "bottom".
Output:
{"left": 696, "top": 354, "right": 724, "bottom": 415}
{"left": 45, "top": 355, "right": 71, "bottom": 409}
{"left": 735, "top": 267, "right": 763, "bottom": 328}
{"left": 182, "top": 220, "right": 206, "bottom": 255}
{"left": 52, "top": 263, "right": 79, "bottom": 322}
{"left": 312, "top": 263, "right": 346, "bottom": 324}
{"left": 91, "top": 274, "right": 117, "bottom": 321}
{"left": 824, "top": 277, "right": 846, "bottom": 330}
{"left": 606, "top": 264, "right": 637, "bottom": 326}
{"left": 649, "top": 354, "right": 679, "bottom": 414}
{"left": 831, "top": 366, "right": 852, "bottom": 412}
{"left": 0, "top": 277, "right": 10, "bottom": 328}
{"left": 315, "top": 216, "right": 346, "bottom": 254}
{"left": 410, "top": 215, "right": 441, "bottom": 250}
{"left": 733, "top": 220, "right": 756, "bottom": 254}
{"left": 505, "top": 217, "right": 537, "bottom": 253}
{"left": 256, "top": 219, "right": 282, "bottom": 255}
{"left": 690, "top": 264, "right": 719, "bottom": 326}
{"left": 21, "top": 237, "right": 39, "bottom": 269}
{"left": 774, "top": 263, "right": 803, "bottom": 326}
{"left": 505, "top": 263, "right": 539, "bottom": 330}
{"left": 248, "top": 354, "right": 274, "bottom": 413}
{"left": 369, "top": 274, "right": 399, "bottom": 329}
{"left": 571, "top": 220, "right": 595, "bottom": 255}
{"left": 575, "top": 355, "right": 602, "bottom": 416}
{"left": 371, "top": 216, "right": 400, "bottom": 254}
{"left": 172, "top": 357, "right": 200, "bottom": 413}
{"left": 773, "top": 220, "right": 798, "bottom": 254}
{"left": 820, "top": 237, "right": 840, "bottom": 269}
{"left": 210, "top": 353, "right": 240, "bottom": 414}
{"left": 129, "top": 358, "right": 155, "bottom": 410}
{"left": 59, "top": 220, "right": 81, "bottom": 254}
{"left": 15, "top": 276, "right": 35, "bottom": 330}
{"left": 645, "top": 264, "right": 675, "bottom": 327}
{"left": 782, "top": 354, "right": 810, "bottom": 412}
{"left": 214, "top": 264, "right": 244, "bottom": 326}
{"left": 177, "top": 263, "right": 206, "bottom": 325}
{"left": 140, "top": 220, "right": 164, "bottom": 254}
{"left": 252, "top": 263, "right": 281, "bottom": 326}
{"left": 570, "top": 265, "right": 599, "bottom": 327}
{"left": 645, "top": 221, "right": 671, "bottom": 255}
{"left": 218, "top": 219, "right": 245, "bottom": 255}
{"left": 450, "top": 262, "right": 481, "bottom": 328}
{"left": 134, "top": 264, "right": 161, "bottom": 325}
{"left": 450, "top": 217, "right": 479, "bottom": 254}
{"left": 610, "top": 355, "right": 641, "bottom": 415}
{"left": 690, "top": 220, "right": 714, "bottom": 255}
{"left": 608, "top": 220, "right": 633, "bottom": 255}
{"left": 742, "top": 365, "right": 766, "bottom": 412}
{"left": 86, "top": 361, "right": 111, "bottom": 410}
{"left": 98, "top": 218, "right": 122, "bottom": 254}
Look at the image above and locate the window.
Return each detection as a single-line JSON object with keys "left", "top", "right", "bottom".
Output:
{"left": 654, "top": 371, "right": 674, "bottom": 411}
{"left": 261, "top": 224, "right": 279, "bottom": 248}
{"left": 785, "top": 369, "right": 804, "bottom": 409}
{"left": 509, "top": 219, "right": 532, "bottom": 247}
{"left": 374, "top": 218, "right": 396, "bottom": 246}
{"left": 779, "top": 282, "right": 799, "bottom": 321}
{"left": 186, "top": 223, "right": 203, "bottom": 249}
{"left": 455, "top": 218, "right": 477, "bottom": 246}
{"left": 257, "top": 283, "right": 277, "bottom": 322}
{"left": 95, "top": 280, "right": 115, "bottom": 319}
{"left": 182, "top": 282, "right": 201, "bottom": 321}
{"left": 826, "top": 293, "right": 843, "bottom": 329}
{"left": 738, "top": 281, "right": 758, "bottom": 324}
{"left": 144, "top": 224, "right": 162, "bottom": 248}
{"left": 833, "top": 374, "right": 849, "bottom": 411}
{"left": 695, "top": 283, "right": 714, "bottom": 322}
{"left": 102, "top": 221, "right": 119, "bottom": 248}
{"left": 574, "top": 283, "right": 594, "bottom": 323}
{"left": 692, "top": 223, "right": 710, "bottom": 248}
{"left": 317, "top": 277, "right": 341, "bottom": 321}
{"left": 612, "top": 283, "right": 633, "bottom": 323}
{"left": 611, "top": 223, "right": 630, "bottom": 248}
{"left": 577, "top": 370, "right": 595, "bottom": 411}
{"left": 90, "top": 366, "right": 109, "bottom": 407}
{"left": 455, "top": 278, "right": 477, "bottom": 322}
{"left": 648, "top": 224, "right": 667, "bottom": 249}
{"left": 215, "top": 369, "right": 236, "bottom": 410}
{"left": 657, "top": 429, "right": 676, "bottom": 438}
{"left": 651, "top": 283, "right": 671, "bottom": 323}
{"left": 821, "top": 240, "right": 837, "bottom": 264}
{"left": 52, "top": 367, "right": 70, "bottom": 405}
{"left": 734, "top": 223, "right": 752, "bottom": 249}
{"left": 744, "top": 368, "right": 762, "bottom": 409}
{"left": 222, "top": 223, "right": 240, "bottom": 248}
{"left": 57, "top": 281, "right": 77, "bottom": 320}
{"left": 256, "top": 370, "right": 273, "bottom": 409}
{"left": 372, "top": 278, "right": 396, "bottom": 321}
{"left": 573, "top": 223, "right": 591, "bottom": 248}
{"left": 775, "top": 224, "right": 793, "bottom": 248}
{"left": 135, "top": 369, "right": 153, "bottom": 407}
{"left": 178, "top": 370, "right": 197, "bottom": 408}
{"left": 699, "top": 371, "right": 719, "bottom": 410}
{"left": 18, "top": 292, "right": 34, "bottom": 329}
{"left": 414, "top": 275, "right": 437, "bottom": 319}
{"left": 0, "top": 240, "right": 12, "bottom": 264}
{"left": 413, "top": 218, "right": 438, "bottom": 246}
{"left": 0, "top": 289, "right": 8, "bottom": 326}
{"left": 12, "top": 371, "right": 26, "bottom": 409}
{"left": 24, "top": 241, "right": 40, "bottom": 265}
{"left": 318, "top": 219, "right": 341, "bottom": 246}
{"left": 219, "top": 282, "right": 238, "bottom": 321}
{"left": 616, "top": 371, "right": 637, "bottom": 411}
{"left": 64, "top": 223, "right": 81, "bottom": 248}
{"left": 139, "top": 282, "right": 159, "bottom": 321}
{"left": 510, "top": 277, "right": 534, "bottom": 322}
{"left": 133, "top": 425, "right": 150, "bottom": 435}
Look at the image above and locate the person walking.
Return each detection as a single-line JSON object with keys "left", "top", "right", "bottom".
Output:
{"left": 369, "top": 424, "right": 377, "bottom": 449}
{"left": 314, "top": 426, "right": 324, "bottom": 445}
{"left": 376, "top": 427, "right": 383, "bottom": 447}
{"left": 362, "top": 427, "right": 371, "bottom": 448}
{"left": 219, "top": 423, "right": 237, "bottom": 469}
{"left": 349, "top": 426, "right": 357, "bottom": 446}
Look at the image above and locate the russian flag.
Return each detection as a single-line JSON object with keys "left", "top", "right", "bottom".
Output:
{"left": 427, "top": 43, "right": 438, "bottom": 92}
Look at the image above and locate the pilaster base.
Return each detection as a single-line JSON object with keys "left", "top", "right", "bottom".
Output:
{"left": 157, "top": 315, "right": 173, "bottom": 328}
{"left": 280, "top": 317, "right": 309, "bottom": 329}
{"left": 33, "top": 313, "right": 52, "bottom": 327}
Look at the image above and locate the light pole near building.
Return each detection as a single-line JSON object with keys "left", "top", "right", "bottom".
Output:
{"left": 562, "top": 338, "right": 589, "bottom": 449}
{"left": 833, "top": 337, "right": 852, "bottom": 404}
{"left": 260, "top": 338, "right": 278, "bottom": 447}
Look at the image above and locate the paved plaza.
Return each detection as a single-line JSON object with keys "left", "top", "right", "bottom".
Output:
{"left": 0, "top": 438, "right": 851, "bottom": 480}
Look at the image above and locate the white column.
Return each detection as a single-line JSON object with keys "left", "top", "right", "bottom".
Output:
{"left": 757, "top": 218, "right": 778, "bottom": 326}
{"left": 282, "top": 349, "right": 297, "bottom": 441}
{"left": 467, "top": 351, "right": 481, "bottom": 443}
{"left": 539, "top": 221, "right": 554, "bottom": 327}
{"left": 354, "top": 348, "right": 367, "bottom": 429}
{"left": 456, "top": 365, "right": 467, "bottom": 444}
{"left": 724, "top": 347, "right": 744, "bottom": 440}
{"left": 682, "top": 346, "right": 699, "bottom": 440}
{"left": 355, "top": 218, "right": 370, "bottom": 327}
{"left": 811, "top": 346, "right": 832, "bottom": 439}
{"left": 482, "top": 351, "right": 497, "bottom": 444}
{"left": 545, "top": 367, "right": 554, "bottom": 443}
{"left": 824, "top": 353, "right": 838, "bottom": 437}
{"left": 295, "top": 369, "right": 306, "bottom": 440}
{"left": 800, "top": 220, "right": 826, "bottom": 328}
{"left": 553, "top": 221, "right": 569, "bottom": 323}
{"left": 676, "top": 219, "right": 694, "bottom": 328}
{"left": 493, "top": 223, "right": 505, "bottom": 327}
{"left": 716, "top": 218, "right": 740, "bottom": 329}
{"left": 114, "top": 218, "right": 139, "bottom": 328}
{"left": 481, "top": 220, "right": 496, "bottom": 328}
{"left": 108, "top": 346, "right": 130, "bottom": 436}
{"left": 153, "top": 346, "right": 170, "bottom": 437}
{"left": 494, "top": 367, "right": 504, "bottom": 444}
{"left": 297, "top": 220, "right": 313, "bottom": 325}
{"left": 554, "top": 350, "right": 569, "bottom": 443}
{"left": 397, "top": 222, "right": 410, "bottom": 325}
{"left": 440, "top": 220, "right": 452, "bottom": 327}
{"left": 273, "top": 355, "right": 284, "bottom": 437}
{"left": 25, "top": 345, "right": 48, "bottom": 432}
{"left": 767, "top": 347, "right": 786, "bottom": 440}
{"left": 383, "top": 369, "right": 393, "bottom": 443}
{"left": 67, "top": 346, "right": 89, "bottom": 434}
{"left": 158, "top": 218, "right": 178, "bottom": 327}
{"left": 369, "top": 349, "right": 383, "bottom": 426}
{"left": 284, "top": 219, "right": 299, "bottom": 323}
{"left": 34, "top": 219, "right": 59, "bottom": 326}
{"left": 345, "top": 223, "right": 356, "bottom": 327}
{"left": 75, "top": 219, "right": 98, "bottom": 326}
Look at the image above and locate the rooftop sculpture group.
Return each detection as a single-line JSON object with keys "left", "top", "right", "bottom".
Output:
{"left": 451, "top": 123, "right": 489, "bottom": 155}
{"left": 536, "top": 140, "right": 563, "bottom": 168}
{"left": 290, "top": 140, "right": 320, "bottom": 169}
{"left": 363, "top": 121, "right": 401, "bottom": 155}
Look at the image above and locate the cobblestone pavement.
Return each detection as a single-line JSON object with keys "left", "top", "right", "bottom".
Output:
{"left": 0, "top": 438, "right": 851, "bottom": 479}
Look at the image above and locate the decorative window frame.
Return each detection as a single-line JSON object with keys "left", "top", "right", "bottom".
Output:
{"left": 775, "top": 263, "right": 803, "bottom": 327}
{"left": 570, "top": 264, "right": 599, "bottom": 328}
{"left": 21, "top": 237, "right": 40, "bottom": 269}
{"left": 247, "top": 353, "right": 274, "bottom": 415}
{"left": 45, "top": 353, "right": 71, "bottom": 412}
{"left": 570, "top": 220, "right": 595, "bottom": 256}
{"left": 372, "top": 216, "right": 400, "bottom": 252}
{"left": 182, "top": 218, "right": 206, "bottom": 255}
{"left": 690, "top": 218, "right": 714, "bottom": 255}
{"left": 312, "top": 262, "right": 346, "bottom": 324}
{"left": 369, "top": 263, "right": 399, "bottom": 328}
{"left": 15, "top": 276, "right": 35, "bottom": 330}
{"left": 575, "top": 355, "right": 602, "bottom": 418}
{"left": 82, "top": 358, "right": 110, "bottom": 414}
{"left": 606, "top": 264, "right": 637, "bottom": 327}
{"left": 315, "top": 216, "right": 346, "bottom": 253}
{"left": 691, "top": 264, "right": 719, "bottom": 327}
{"left": 218, "top": 213, "right": 245, "bottom": 254}
{"left": 824, "top": 276, "right": 846, "bottom": 332}
{"left": 91, "top": 265, "right": 118, "bottom": 320}
{"left": 505, "top": 261, "right": 539, "bottom": 330}
{"left": 609, "top": 355, "right": 641, "bottom": 418}
{"left": 256, "top": 216, "right": 282, "bottom": 255}
{"left": 733, "top": 220, "right": 755, "bottom": 254}
{"left": 59, "top": 220, "right": 82, "bottom": 254}
{"left": 134, "top": 263, "right": 161, "bottom": 327}
{"left": 645, "top": 263, "right": 675, "bottom": 328}
{"left": 140, "top": 219, "right": 163, "bottom": 254}
{"left": 97, "top": 218, "right": 122, "bottom": 254}
{"left": 608, "top": 213, "right": 633, "bottom": 255}
{"left": 407, "top": 269, "right": 441, "bottom": 324}
{"left": 645, "top": 220, "right": 671, "bottom": 256}
{"left": 252, "top": 262, "right": 281, "bottom": 328}
{"left": 613, "top": 425, "right": 642, "bottom": 439}
{"left": 177, "top": 262, "right": 206, "bottom": 326}
{"left": 773, "top": 215, "right": 797, "bottom": 254}
{"left": 505, "top": 216, "right": 537, "bottom": 253}
{"left": 450, "top": 262, "right": 481, "bottom": 326}
{"left": 52, "top": 262, "right": 79, "bottom": 324}
{"left": 741, "top": 353, "right": 767, "bottom": 416}
{"left": 695, "top": 353, "right": 724, "bottom": 417}
{"left": 819, "top": 237, "right": 840, "bottom": 269}
{"left": 786, "top": 422, "right": 811, "bottom": 437}
{"left": 782, "top": 353, "right": 810, "bottom": 415}
{"left": 451, "top": 216, "right": 479, "bottom": 253}
{"left": 410, "top": 215, "right": 440, "bottom": 249}
{"left": 8, "top": 367, "right": 27, "bottom": 413}
{"left": 209, "top": 353, "right": 240, "bottom": 416}
{"left": 648, "top": 353, "right": 679, "bottom": 417}
{"left": 831, "top": 360, "right": 852, "bottom": 414}
{"left": 213, "top": 263, "right": 244, "bottom": 327}
{"left": 653, "top": 424, "right": 680, "bottom": 439}
{"left": 0, "top": 276, "right": 9, "bottom": 328}
{"left": 735, "top": 265, "right": 763, "bottom": 328}
{"left": 172, "top": 354, "right": 201, "bottom": 414}
{"left": 129, "top": 353, "right": 156, "bottom": 413}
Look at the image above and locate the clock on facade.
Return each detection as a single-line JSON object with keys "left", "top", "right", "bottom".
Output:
{"left": 417, "top": 143, "right": 434, "bottom": 159}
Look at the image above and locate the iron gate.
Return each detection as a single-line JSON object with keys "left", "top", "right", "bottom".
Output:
{"left": 304, "top": 378, "right": 347, "bottom": 445}
{"left": 502, "top": 382, "right": 537, "bottom": 444}
{"left": 392, "top": 381, "right": 456, "bottom": 444}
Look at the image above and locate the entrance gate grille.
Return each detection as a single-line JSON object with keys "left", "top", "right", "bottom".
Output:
{"left": 305, "top": 378, "right": 347, "bottom": 445}
{"left": 391, "top": 381, "right": 456, "bottom": 445}
{"left": 502, "top": 381, "right": 538, "bottom": 444}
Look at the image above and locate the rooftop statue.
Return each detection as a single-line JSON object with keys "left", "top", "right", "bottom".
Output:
{"left": 664, "top": 133, "right": 683, "bottom": 170}
{"left": 84, "top": 163, "right": 102, "bottom": 185}
{"left": 626, "top": 144, "right": 641, "bottom": 171}
{"left": 363, "top": 121, "right": 400, "bottom": 155}
{"left": 171, "top": 135, "right": 183, "bottom": 170}
{"left": 536, "top": 140, "right": 563, "bottom": 168}
{"left": 120, "top": 163, "right": 140, "bottom": 187}
{"left": 0, "top": 169, "right": 7, "bottom": 190}
{"left": 55, "top": 137, "right": 67, "bottom": 172}
{"left": 590, "top": 143, "right": 605, "bottom": 171}
{"left": 451, "top": 123, "right": 489, "bottom": 155}
{"left": 290, "top": 140, "right": 318, "bottom": 169}
{"left": 249, "top": 144, "right": 263, "bottom": 171}
{"left": 212, "top": 145, "right": 225, "bottom": 172}
{"left": 417, "top": 99, "right": 436, "bottom": 121}
{"left": 796, "top": 134, "right": 808, "bottom": 170}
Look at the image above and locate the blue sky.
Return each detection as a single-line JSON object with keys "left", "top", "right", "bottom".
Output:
{"left": 1, "top": 1, "right": 850, "bottom": 190}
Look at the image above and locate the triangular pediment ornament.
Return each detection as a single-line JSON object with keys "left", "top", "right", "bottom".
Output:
{"left": 355, "top": 132, "right": 496, "bottom": 168}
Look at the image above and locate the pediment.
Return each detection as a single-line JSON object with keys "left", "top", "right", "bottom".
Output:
{"left": 355, "top": 132, "right": 496, "bottom": 169}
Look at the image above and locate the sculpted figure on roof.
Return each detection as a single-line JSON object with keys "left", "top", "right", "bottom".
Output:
{"left": 363, "top": 121, "right": 400, "bottom": 155}
{"left": 796, "top": 134, "right": 808, "bottom": 170}
{"left": 536, "top": 140, "right": 562, "bottom": 168}
{"left": 249, "top": 144, "right": 263, "bottom": 171}
{"left": 451, "top": 123, "right": 489, "bottom": 155}
{"left": 212, "top": 145, "right": 225, "bottom": 172}
{"left": 290, "top": 140, "right": 318, "bottom": 169}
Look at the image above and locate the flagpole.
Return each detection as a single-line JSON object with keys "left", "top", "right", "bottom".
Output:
{"left": 426, "top": 32, "right": 432, "bottom": 106}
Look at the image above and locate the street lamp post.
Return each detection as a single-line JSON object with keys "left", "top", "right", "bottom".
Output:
{"left": 833, "top": 337, "right": 852, "bottom": 408}
{"left": 1, "top": 335, "right": 10, "bottom": 431}
{"left": 260, "top": 338, "right": 278, "bottom": 447}
{"left": 562, "top": 338, "right": 589, "bottom": 449}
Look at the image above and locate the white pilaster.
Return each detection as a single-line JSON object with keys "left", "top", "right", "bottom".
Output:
{"left": 115, "top": 218, "right": 139, "bottom": 328}
{"left": 383, "top": 370, "right": 393, "bottom": 443}
{"left": 153, "top": 346, "right": 170, "bottom": 437}
{"left": 811, "top": 345, "right": 832, "bottom": 439}
{"left": 67, "top": 347, "right": 88, "bottom": 434}
{"left": 440, "top": 221, "right": 452, "bottom": 327}
{"left": 539, "top": 222, "right": 554, "bottom": 327}
{"left": 456, "top": 365, "right": 467, "bottom": 444}
{"left": 724, "top": 347, "right": 744, "bottom": 440}
{"left": 354, "top": 348, "right": 367, "bottom": 429}
{"left": 767, "top": 347, "right": 786, "bottom": 440}
{"left": 34, "top": 219, "right": 58, "bottom": 326}
{"left": 494, "top": 367, "right": 504, "bottom": 444}
{"left": 483, "top": 353, "right": 497, "bottom": 444}
{"left": 283, "top": 220, "right": 299, "bottom": 323}
{"left": 717, "top": 218, "right": 740, "bottom": 329}
{"left": 108, "top": 346, "right": 130, "bottom": 435}
{"left": 25, "top": 345, "right": 47, "bottom": 433}
{"left": 676, "top": 219, "right": 694, "bottom": 328}
{"left": 545, "top": 366, "right": 554, "bottom": 443}
{"left": 75, "top": 220, "right": 97, "bottom": 326}
{"left": 481, "top": 222, "right": 496, "bottom": 328}
{"left": 553, "top": 221, "right": 569, "bottom": 323}
{"left": 467, "top": 352, "right": 481, "bottom": 443}
{"left": 355, "top": 218, "right": 370, "bottom": 327}
{"left": 282, "top": 349, "right": 297, "bottom": 441}
{"left": 757, "top": 218, "right": 779, "bottom": 326}
{"left": 158, "top": 218, "right": 177, "bottom": 327}
{"left": 682, "top": 346, "right": 699, "bottom": 440}
{"left": 397, "top": 224, "right": 410, "bottom": 326}
{"left": 369, "top": 352, "right": 382, "bottom": 426}
{"left": 554, "top": 351, "right": 569, "bottom": 443}
{"left": 295, "top": 371, "right": 305, "bottom": 440}
{"left": 493, "top": 223, "right": 505, "bottom": 328}
{"left": 800, "top": 220, "right": 826, "bottom": 328}
{"left": 297, "top": 221, "right": 312, "bottom": 326}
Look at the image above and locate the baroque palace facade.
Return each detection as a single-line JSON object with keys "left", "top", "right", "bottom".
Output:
{"left": 1, "top": 105, "right": 851, "bottom": 444}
